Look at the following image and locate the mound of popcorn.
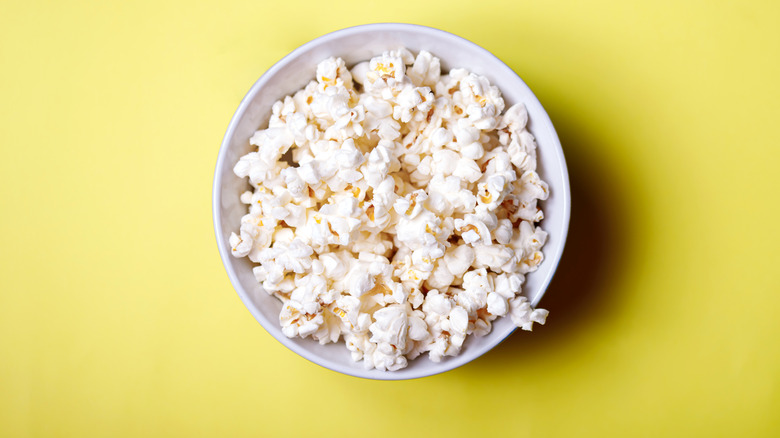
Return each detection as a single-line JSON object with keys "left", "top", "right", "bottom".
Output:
{"left": 230, "top": 48, "right": 550, "bottom": 371}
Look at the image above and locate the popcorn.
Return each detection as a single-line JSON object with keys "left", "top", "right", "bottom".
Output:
{"left": 425, "top": 260, "right": 456, "bottom": 290}
{"left": 393, "top": 189, "right": 428, "bottom": 218}
{"left": 452, "top": 157, "right": 482, "bottom": 183}
{"left": 369, "top": 305, "right": 408, "bottom": 348}
{"left": 473, "top": 244, "right": 514, "bottom": 272}
{"left": 408, "top": 50, "right": 441, "bottom": 88}
{"left": 486, "top": 291, "right": 509, "bottom": 317}
{"left": 454, "top": 214, "right": 493, "bottom": 245}
{"left": 279, "top": 301, "right": 317, "bottom": 338}
{"left": 395, "top": 209, "right": 441, "bottom": 250}
{"left": 430, "top": 127, "right": 453, "bottom": 148}
{"left": 367, "top": 53, "right": 406, "bottom": 86}
{"left": 443, "top": 244, "right": 475, "bottom": 278}
{"left": 493, "top": 218, "right": 514, "bottom": 245}
{"left": 347, "top": 269, "right": 375, "bottom": 297}
{"left": 411, "top": 245, "right": 445, "bottom": 272}
{"left": 431, "top": 148, "right": 459, "bottom": 175}
{"left": 508, "top": 296, "right": 549, "bottom": 331}
{"left": 230, "top": 48, "right": 551, "bottom": 371}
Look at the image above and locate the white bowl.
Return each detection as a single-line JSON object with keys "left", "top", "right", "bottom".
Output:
{"left": 213, "top": 23, "right": 570, "bottom": 380}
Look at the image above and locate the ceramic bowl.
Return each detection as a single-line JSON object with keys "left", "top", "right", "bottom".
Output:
{"left": 213, "top": 23, "right": 570, "bottom": 380}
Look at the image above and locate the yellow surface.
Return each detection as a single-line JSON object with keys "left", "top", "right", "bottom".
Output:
{"left": 1, "top": 0, "right": 779, "bottom": 436}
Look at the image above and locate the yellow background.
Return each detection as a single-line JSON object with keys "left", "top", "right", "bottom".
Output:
{"left": 2, "top": 0, "right": 779, "bottom": 436}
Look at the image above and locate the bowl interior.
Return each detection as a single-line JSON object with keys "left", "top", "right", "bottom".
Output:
{"left": 213, "top": 24, "right": 570, "bottom": 380}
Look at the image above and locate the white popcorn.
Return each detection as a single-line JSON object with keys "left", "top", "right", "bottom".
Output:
{"left": 370, "top": 305, "right": 408, "bottom": 348}
{"left": 452, "top": 157, "right": 482, "bottom": 183}
{"left": 395, "top": 209, "right": 441, "bottom": 250}
{"left": 493, "top": 219, "right": 514, "bottom": 245}
{"left": 486, "top": 291, "right": 509, "bottom": 317}
{"left": 332, "top": 295, "right": 366, "bottom": 332}
{"left": 407, "top": 311, "right": 429, "bottom": 341}
{"left": 367, "top": 53, "right": 405, "bottom": 84}
{"left": 273, "top": 239, "right": 314, "bottom": 273}
{"left": 229, "top": 231, "right": 252, "bottom": 257}
{"left": 319, "top": 252, "right": 348, "bottom": 279}
{"left": 443, "top": 245, "right": 473, "bottom": 277}
{"left": 280, "top": 299, "right": 323, "bottom": 339}
{"left": 422, "top": 290, "right": 452, "bottom": 319}
{"left": 424, "top": 260, "right": 455, "bottom": 290}
{"left": 508, "top": 296, "right": 549, "bottom": 331}
{"left": 408, "top": 50, "right": 441, "bottom": 88}
{"left": 459, "top": 268, "right": 491, "bottom": 313}
{"left": 395, "top": 86, "right": 423, "bottom": 123}
{"left": 500, "top": 102, "right": 528, "bottom": 134}
{"left": 411, "top": 245, "right": 445, "bottom": 272}
{"left": 460, "top": 141, "right": 485, "bottom": 160}
{"left": 430, "top": 127, "right": 453, "bottom": 148}
{"left": 395, "top": 190, "right": 430, "bottom": 223}
{"left": 335, "top": 138, "right": 365, "bottom": 169}
{"left": 229, "top": 49, "right": 551, "bottom": 371}
{"left": 454, "top": 214, "right": 493, "bottom": 245}
{"left": 347, "top": 269, "right": 375, "bottom": 297}
{"left": 473, "top": 244, "right": 514, "bottom": 271}
{"left": 430, "top": 148, "right": 459, "bottom": 175}
{"left": 506, "top": 131, "right": 538, "bottom": 173}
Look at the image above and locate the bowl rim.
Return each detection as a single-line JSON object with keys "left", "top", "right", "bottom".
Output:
{"left": 212, "top": 22, "right": 571, "bottom": 380}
